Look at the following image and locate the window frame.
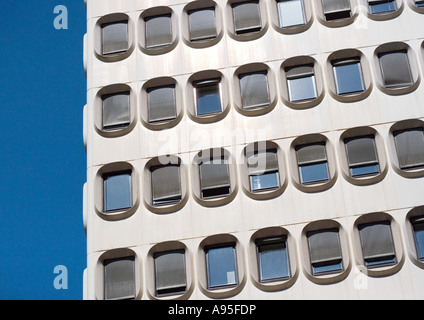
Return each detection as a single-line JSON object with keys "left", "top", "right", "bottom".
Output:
{"left": 247, "top": 149, "right": 280, "bottom": 192}
{"left": 188, "top": 7, "right": 217, "bottom": 42}
{"left": 205, "top": 243, "right": 239, "bottom": 290}
{"left": 103, "top": 171, "right": 133, "bottom": 214}
{"left": 332, "top": 58, "right": 365, "bottom": 96}
{"left": 339, "top": 127, "right": 388, "bottom": 186}
{"left": 368, "top": 0, "right": 397, "bottom": 14}
{"left": 411, "top": 217, "right": 424, "bottom": 262}
{"left": 290, "top": 134, "right": 337, "bottom": 193}
{"left": 256, "top": 236, "right": 291, "bottom": 283}
{"left": 307, "top": 228, "right": 344, "bottom": 276}
{"left": 296, "top": 142, "right": 330, "bottom": 186}
{"left": 194, "top": 78, "right": 223, "bottom": 117}
{"left": 379, "top": 50, "right": 413, "bottom": 89}
{"left": 321, "top": 0, "right": 352, "bottom": 21}
{"left": 286, "top": 64, "right": 318, "bottom": 103}
{"left": 231, "top": 0, "right": 262, "bottom": 35}
{"left": 154, "top": 249, "right": 187, "bottom": 297}
{"left": 344, "top": 135, "right": 380, "bottom": 178}
{"left": 103, "top": 256, "right": 136, "bottom": 301}
{"left": 139, "top": 7, "right": 178, "bottom": 55}
{"left": 192, "top": 148, "right": 236, "bottom": 207}
{"left": 199, "top": 156, "right": 231, "bottom": 200}
{"left": 144, "top": 13, "right": 173, "bottom": 49}
{"left": 150, "top": 164, "right": 182, "bottom": 207}
{"left": 239, "top": 71, "right": 271, "bottom": 110}
{"left": 147, "top": 84, "right": 177, "bottom": 124}
{"left": 359, "top": 221, "right": 397, "bottom": 269}
{"left": 101, "top": 20, "right": 129, "bottom": 56}
{"left": 393, "top": 128, "right": 424, "bottom": 171}
{"left": 276, "top": 0, "right": 306, "bottom": 28}
{"left": 242, "top": 141, "right": 287, "bottom": 200}
{"left": 101, "top": 91, "right": 131, "bottom": 131}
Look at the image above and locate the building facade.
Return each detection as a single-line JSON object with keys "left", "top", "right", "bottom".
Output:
{"left": 82, "top": 0, "right": 424, "bottom": 300}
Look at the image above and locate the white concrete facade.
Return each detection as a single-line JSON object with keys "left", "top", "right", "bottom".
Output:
{"left": 83, "top": 0, "right": 424, "bottom": 300}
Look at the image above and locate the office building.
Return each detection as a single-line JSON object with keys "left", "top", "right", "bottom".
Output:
{"left": 82, "top": 0, "right": 424, "bottom": 299}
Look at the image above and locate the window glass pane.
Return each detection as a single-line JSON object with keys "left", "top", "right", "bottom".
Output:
{"left": 102, "top": 92, "right": 130, "bottom": 130}
{"left": 257, "top": 238, "right": 290, "bottom": 282}
{"left": 359, "top": 221, "right": 397, "bottom": 268}
{"left": 104, "top": 173, "right": 132, "bottom": 212}
{"left": 394, "top": 128, "right": 424, "bottom": 170}
{"left": 277, "top": 0, "right": 306, "bottom": 28}
{"left": 104, "top": 257, "right": 135, "bottom": 300}
{"left": 250, "top": 172, "right": 280, "bottom": 192}
{"left": 379, "top": 51, "right": 413, "bottom": 88}
{"left": 102, "top": 21, "right": 128, "bottom": 55}
{"left": 189, "top": 8, "right": 217, "bottom": 41}
{"left": 206, "top": 245, "right": 238, "bottom": 289}
{"left": 148, "top": 85, "right": 176, "bottom": 123}
{"left": 239, "top": 72, "right": 270, "bottom": 109}
{"left": 151, "top": 165, "right": 181, "bottom": 206}
{"left": 412, "top": 220, "right": 424, "bottom": 260}
{"left": 145, "top": 14, "right": 172, "bottom": 48}
{"left": 287, "top": 75, "right": 317, "bottom": 102}
{"left": 333, "top": 61, "right": 365, "bottom": 95}
{"left": 369, "top": 0, "right": 396, "bottom": 14}
{"left": 194, "top": 80, "right": 222, "bottom": 116}
{"left": 350, "top": 164, "right": 380, "bottom": 177}
{"left": 154, "top": 250, "right": 186, "bottom": 296}
{"left": 299, "top": 162, "right": 329, "bottom": 184}
{"left": 232, "top": 1, "right": 262, "bottom": 34}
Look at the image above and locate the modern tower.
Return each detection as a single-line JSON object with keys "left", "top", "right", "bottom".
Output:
{"left": 82, "top": 0, "right": 424, "bottom": 300}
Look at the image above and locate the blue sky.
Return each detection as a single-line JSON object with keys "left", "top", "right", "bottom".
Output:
{"left": 0, "top": 2, "right": 87, "bottom": 299}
